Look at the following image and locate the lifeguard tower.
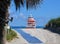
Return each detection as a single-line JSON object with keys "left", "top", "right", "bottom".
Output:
{"left": 27, "top": 14, "right": 36, "bottom": 28}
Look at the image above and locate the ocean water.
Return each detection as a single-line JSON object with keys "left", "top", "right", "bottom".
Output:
{"left": 11, "top": 26, "right": 44, "bottom": 29}
{"left": 11, "top": 26, "right": 44, "bottom": 44}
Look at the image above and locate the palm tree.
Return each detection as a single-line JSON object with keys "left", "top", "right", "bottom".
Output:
{"left": 0, "top": 0, "right": 43, "bottom": 44}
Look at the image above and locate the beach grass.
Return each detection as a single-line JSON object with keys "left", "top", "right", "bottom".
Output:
{"left": 6, "top": 29, "right": 17, "bottom": 42}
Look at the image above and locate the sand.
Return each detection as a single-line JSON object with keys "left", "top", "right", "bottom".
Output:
{"left": 22, "top": 28, "right": 60, "bottom": 44}
{"left": 6, "top": 29, "right": 28, "bottom": 44}
{"left": 6, "top": 28, "right": 60, "bottom": 44}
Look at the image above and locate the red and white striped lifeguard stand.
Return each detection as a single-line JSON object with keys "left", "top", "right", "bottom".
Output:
{"left": 27, "top": 14, "right": 36, "bottom": 28}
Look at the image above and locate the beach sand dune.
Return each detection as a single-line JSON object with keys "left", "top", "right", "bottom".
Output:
{"left": 7, "top": 28, "right": 60, "bottom": 44}
{"left": 6, "top": 29, "right": 28, "bottom": 44}
{"left": 22, "top": 28, "right": 60, "bottom": 44}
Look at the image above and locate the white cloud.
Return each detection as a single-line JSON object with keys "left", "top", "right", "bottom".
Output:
{"left": 19, "top": 13, "right": 26, "bottom": 19}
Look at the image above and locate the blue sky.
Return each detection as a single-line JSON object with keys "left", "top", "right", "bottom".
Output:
{"left": 9, "top": 0, "right": 60, "bottom": 27}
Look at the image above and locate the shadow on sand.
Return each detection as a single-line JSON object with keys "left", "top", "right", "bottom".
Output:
{"left": 15, "top": 29, "right": 43, "bottom": 43}
{"left": 44, "top": 27, "right": 60, "bottom": 34}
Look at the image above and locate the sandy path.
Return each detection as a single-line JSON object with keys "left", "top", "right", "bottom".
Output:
{"left": 22, "top": 28, "right": 60, "bottom": 44}
{"left": 6, "top": 29, "right": 28, "bottom": 44}
{"left": 6, "top": 28, "right": 60, "bottom": 44}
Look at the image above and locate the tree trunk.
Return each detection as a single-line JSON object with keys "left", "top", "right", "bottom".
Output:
{"left": 0, "top": 26, "right": 6, "bottom": 44}
{"left": 0, "top": 1, "right": 9, "bottom": 44}
{"left": 0, "top": 10, "right": 9, "bottom": 44}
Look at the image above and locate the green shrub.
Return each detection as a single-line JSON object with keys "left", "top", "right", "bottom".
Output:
{"left": 6, "top": 29, "right": 17, "bottom": 42}
{"left": 45, "top": 17, "right": 60, "bottom": 34}
{"left": 45, "top": 17, "right": 60, "bottom": 28}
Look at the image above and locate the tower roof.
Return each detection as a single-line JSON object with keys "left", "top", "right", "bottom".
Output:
{"left": 28, "top": 14, "right": 35, "bottom": 22}
{"left": 28, "top": 14, "right": 33, "bottom": 18}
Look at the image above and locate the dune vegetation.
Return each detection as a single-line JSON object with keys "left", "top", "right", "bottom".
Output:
{"left": 45, "top": 17, "right": 60, "bottom": 34}
{"left": 6, "top": 29, "right": 17, "bottom": 42}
